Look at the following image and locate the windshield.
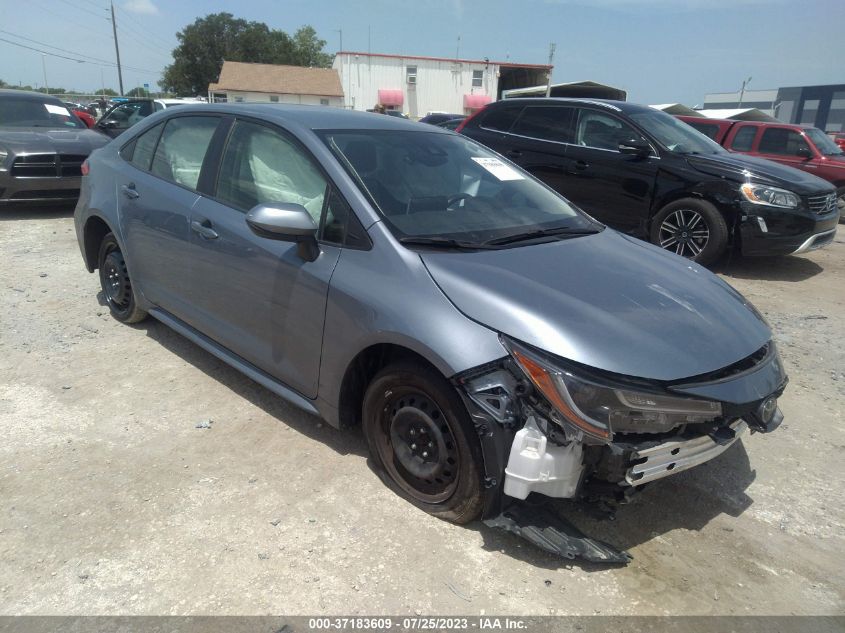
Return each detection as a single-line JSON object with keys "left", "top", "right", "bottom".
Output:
{"left": 321, "top": 130, "right": 597, "bottom": 244}
{"left": 629, "top": 110, "right": 724, "bottom": 155}
{"left": 805, "top": 128, "right": 844, "bottom": 156}
{"left": 0, "top": 96, "right": 85, "bottom": 129}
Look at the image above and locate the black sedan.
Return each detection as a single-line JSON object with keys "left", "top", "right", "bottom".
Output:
{"left": 0, "top": 89, "right": 109, "bottom": 205}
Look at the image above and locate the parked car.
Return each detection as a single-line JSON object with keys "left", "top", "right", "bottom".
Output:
{"left": 75, "top": 104, "right": 788, "bottom": 562}
{"left": 419, "top": 112, "right": 465, "bottom": 125}
{"left": 831, "top": 132, "right": 845, "bottom": 152}
{"left": 0, "top": 89, "right": 109, "bottom": 205}
{"left": 72, "top": 109, "right": 96, "bottom": 129}
{"left": 436, "top": 117, "right": 466, "bottom": 131}
{"left": 677, "top": 116, "right": 845, "bottom": 218}
{"left": 458, "top": 98, "right": 838, "bottom": 265}
{"left": 96, "top": 98, "right": 191, "bottom": 138}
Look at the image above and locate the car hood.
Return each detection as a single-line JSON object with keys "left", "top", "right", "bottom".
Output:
{"left": 0, "top": 127, "right": 109, "bottom": 155}
{"left": 685, "top": 152, "right": 832, "bottom": 194}
{"left": 421, "top": 230, "right": 771, "bottom": 381}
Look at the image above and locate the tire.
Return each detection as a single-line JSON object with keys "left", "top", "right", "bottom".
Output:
{"left": 97, "top": 232, "right": 147, "bottom": 324}
{"left": 650, "top": 198, "right": 729, "bottom": 266}
{"left": 362, "top": 361, "right": 484, "bottom": 524}
{"left": 836, "top": 187, "right": 845, "bottom": 223}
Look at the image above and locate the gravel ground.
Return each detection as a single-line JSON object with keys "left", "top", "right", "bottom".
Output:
{"left": 0, "top": 208, "right": 843, "bottom": 616}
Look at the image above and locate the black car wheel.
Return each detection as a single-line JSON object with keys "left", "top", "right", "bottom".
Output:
{"left": 362, "top": 361, "right": 484, "bottom": 524}
{"left": 97, "top": 232, "right": 147, "bottom": 323}
{"left": 651, "top": 198, "right": 728, "bottom": 266}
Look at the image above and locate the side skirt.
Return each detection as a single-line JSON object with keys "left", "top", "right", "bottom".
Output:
{"left": 149, "top": 308, "right": 320, "bottom": 416}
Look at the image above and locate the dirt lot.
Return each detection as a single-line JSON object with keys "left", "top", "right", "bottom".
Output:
{"left": 1, "top": 208, "right": 843, "bottom": 616}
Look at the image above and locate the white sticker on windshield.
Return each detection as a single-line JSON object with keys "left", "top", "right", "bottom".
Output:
{"left": 44, "top": 103, "right": 69, "bottom": 115}
{"left": 471, "top": 157, "right": 524, "bottom": 181}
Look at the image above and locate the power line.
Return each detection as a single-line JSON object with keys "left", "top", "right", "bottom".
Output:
{"left": 0, "top": 35, "right": 160, "bottom": 74}
{"left": 30, "top": 0, "right": 113, "bottom": 39}
{"left": 114, "top": 5, "right": 176, "bottom": 50}
{"left": 56, "top": 0, "right": 109, "bottom": 21}
{"left": 0, "top": 29, "right": 116, "bottom": 66}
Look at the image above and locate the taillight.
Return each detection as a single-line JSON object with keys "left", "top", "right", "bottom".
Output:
{"left": 81, "top": 159, "right": 90, "bottom": 176}
{"left": 455, "top": 105, "right": 486, "bottom": 133}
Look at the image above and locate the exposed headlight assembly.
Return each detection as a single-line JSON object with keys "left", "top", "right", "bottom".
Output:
{"left": 504, "top": 339, "right": 722, "bottom": 443}
{"left": 739, "top": 183, "right": 800, "bottom": 208}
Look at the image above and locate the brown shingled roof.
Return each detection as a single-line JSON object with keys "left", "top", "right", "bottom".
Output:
{"left": 210, "top": 61, "right": 343, "bottom": 97}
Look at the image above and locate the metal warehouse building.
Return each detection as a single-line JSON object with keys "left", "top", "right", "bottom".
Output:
{"left": 332, "top": 51, "right": 552, "bottom": 118}
{"left": 704, "top": 83, "right": 845, "bottom": 133}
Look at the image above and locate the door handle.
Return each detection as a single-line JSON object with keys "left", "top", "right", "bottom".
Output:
{"left": 191, "top": 219, "right": 219, "bottom": 240}
{"left": 121, "top": 183, "right": 139, "bottom": 199}
{"left": 574, "top": 160, "right": 589, "bottom": 171}
{"left": 506, "top": 150, "right": 523, "bottom": 160}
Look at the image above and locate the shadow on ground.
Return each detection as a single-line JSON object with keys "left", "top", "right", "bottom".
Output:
{"left": 134, "top": 314, "right": 368, "bottom": 460}
{"left": 0, "top": 204, "right": 75, "bottom": 221}
{"left": 714, "top": 253, "right": 823, "bottom": 282}
{"left": 474, "top": 441, "right": 756, "bottom": 570}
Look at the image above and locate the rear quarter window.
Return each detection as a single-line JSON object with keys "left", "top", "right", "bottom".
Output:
{"left": 479, "top": 107, "right": 522, "bottom": 132}
{"left": 688, "top": 122, "right": 720, "bottom": 140}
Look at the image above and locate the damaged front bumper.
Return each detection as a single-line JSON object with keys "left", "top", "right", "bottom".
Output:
{"left": 454, "top": 338, "right": 788, "bottom": 565}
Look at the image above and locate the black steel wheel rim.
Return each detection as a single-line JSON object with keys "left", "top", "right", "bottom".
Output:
{"left": 658, "top": 209, "right": 710, "bottom": 258}
{"left": 101, "top": 249, "right": 132, "bottom": 312}
{"left": 376, "top": 390, "right": 460, "bottom": 504}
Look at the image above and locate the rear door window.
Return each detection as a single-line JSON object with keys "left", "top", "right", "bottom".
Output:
{"left": 150, "top": 116, "right": 219, "bottom": 190}
{"left": 758, "top": 128, "right": 810, "bottom": 156}
{"left": 511, "top": 106, "right": 575, "bottom": 143}
{"left": 730, "top": 126, "right": 757, "bottom": 152}
{"left": 123, "top": 122, "right": 164, "bottom": 171}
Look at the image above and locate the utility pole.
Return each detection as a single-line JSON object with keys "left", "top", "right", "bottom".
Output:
{"left": 41, "top": 54, "right": 48, "bottom": 95}
{"left": 545, "top": 43, "right": 556, "bottom": 97}
{"left": 738, "top": 76, "right": 752, "bottom": 108}
{"left": 110, "top": 0, "right": 124, "bottom": 96}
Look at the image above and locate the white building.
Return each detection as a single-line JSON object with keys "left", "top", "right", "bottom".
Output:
{"left": 333, "top": 51, "right": 551, "bottom": 118}
{"left": 208, "top": 61, "right": 344, "bottom": 107}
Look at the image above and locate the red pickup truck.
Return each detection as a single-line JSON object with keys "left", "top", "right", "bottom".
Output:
{"left": 677, "top": 116, "right": 845, "bottom": 217}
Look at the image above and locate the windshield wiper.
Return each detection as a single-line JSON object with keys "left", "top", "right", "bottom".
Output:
{"left": 483, "top": 226, "right": 601, "bottom": 246}
{"left": 398, "top": 236, "right": 500, "bottom": 250}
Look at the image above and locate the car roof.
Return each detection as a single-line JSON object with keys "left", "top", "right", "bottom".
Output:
{"left": 486, "top": 97, "right": 655, "bottom": 115}
{"left": 158, "top": 103, "right": 441, "bottom": 132}
{"left": 0, "top": 89, "right": 66, "bottom": 103}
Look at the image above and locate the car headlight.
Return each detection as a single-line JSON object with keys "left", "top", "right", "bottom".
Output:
{"left": 739, "top": 183, "right": 800, "bottom": 208}
{"left": 0, "top": 147, "right": 8, "bottom": 164}
{"left": 504, "top": 339, "right": 722, "bottom": 443}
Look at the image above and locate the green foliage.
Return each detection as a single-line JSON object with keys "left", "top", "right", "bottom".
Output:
{"left": 126, "top": 87, "right": 148, "bottom": 97}
{"left": 160, "top": 13, "right": 331, "bottom": 96}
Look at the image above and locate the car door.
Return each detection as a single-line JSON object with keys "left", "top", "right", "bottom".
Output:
{"left": 118, "top": 115, "right": 221, "bottom": 324}
{"left": 461, "top": 104, "right": 524, "bottom": 155}
{"left": 503, "top": 105, "right": 577, "bottom": 201}
{"left": 756, "top": 126, "right": 818, "bottom": 175}
{"left": 563, "top": 107, "right": 659, "bottom": 233}
{"left": 187, "top": 118, "right": 348, "bottom": 398}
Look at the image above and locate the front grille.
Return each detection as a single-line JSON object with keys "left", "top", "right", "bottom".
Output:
{"left": 806, "top": 192, "right": 837, "bottom": 215}
{"left": 11, "top": 154, "right": 86, "bottom": 179}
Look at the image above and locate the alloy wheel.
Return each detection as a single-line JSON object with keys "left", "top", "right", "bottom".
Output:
{"left": 658, "top": 209, "right": 710, "bottom": 258}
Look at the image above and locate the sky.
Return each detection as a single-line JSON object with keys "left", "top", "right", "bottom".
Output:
{"left": 0, "top": 0, "right": 842, "bottom": 105}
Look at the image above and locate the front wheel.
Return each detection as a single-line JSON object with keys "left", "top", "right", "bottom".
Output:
{"left": 650, "top": 198, "right": 728, "bottom": 266}
{"left": 97, "top": 232, "right": 147, "bottom": 324}
{"left": 362, "top": 361, "right": 484, "bottom": 524}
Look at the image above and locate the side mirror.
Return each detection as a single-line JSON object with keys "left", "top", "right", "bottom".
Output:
{"left": 618, "top": 139, "right": 652, "bottom": 157}
{"left": 245, "top": 202, "right": 319, "bottom": 261}
{"left": 99, "top": 120, "right": 118, "bottom": 129}
{"left": 796, "top": 147, "right": 813, "bottom": 159}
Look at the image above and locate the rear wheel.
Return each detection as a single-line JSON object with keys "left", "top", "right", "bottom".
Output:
{"left": 362, "top": 361, "right": 484, "bottom": 524}
{"left": 650, "top": 198, "right": 728, "bottom": 266}
{"left": 98, "top": 232, "right": 147, "bottom": 324}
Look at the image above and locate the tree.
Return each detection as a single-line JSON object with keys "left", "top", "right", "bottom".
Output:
{"left": 160, "top": 13, "right": 331, "bottom": 96}
{"left": 126, "top": 87, "right": 148, "bottom": 97}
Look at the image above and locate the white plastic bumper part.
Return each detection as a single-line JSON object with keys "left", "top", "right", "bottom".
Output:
{"left": 503, "top": 418, "right": 585, "bottom": 500}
